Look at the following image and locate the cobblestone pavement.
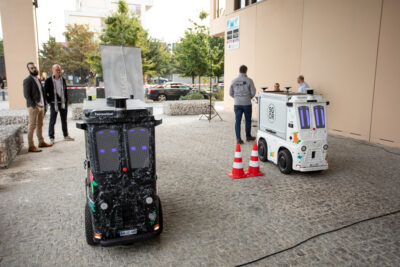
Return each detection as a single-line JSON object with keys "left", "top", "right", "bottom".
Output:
{"left": 0, "top": 111, "right": 399, "bottom": 266}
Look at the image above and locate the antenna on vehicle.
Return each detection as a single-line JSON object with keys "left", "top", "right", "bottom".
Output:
{"left": 284, "top": 86, "right": 291, "bottom": 94}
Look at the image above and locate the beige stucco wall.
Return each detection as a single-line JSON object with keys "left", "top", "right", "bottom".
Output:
{"left": 210, "top": 16, "right": 226, "bottom": 36}
{"left": 370, "top": 0, "right": 400, "bottom": 147}
{"left": 301, "top": 0, "right": 382, "bottom": 141}
{"left": 224, "top": 5, "right": 257, "bottom": 111}
{"left": 211, "top": 0, "right": 400, "bottom": 148}
{"left": 254, "top": 0, "right": 303, "bottom": 97}
{"left": 0, "top": 0, "right": 38, "bottom": 109}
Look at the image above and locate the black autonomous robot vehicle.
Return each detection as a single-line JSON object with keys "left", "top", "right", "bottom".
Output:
{"left": 77, "top": 96, "right": 163, "bottom": 246}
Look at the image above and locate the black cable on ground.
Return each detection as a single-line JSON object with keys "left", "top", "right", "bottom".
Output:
{"left": 235, "top": 209, "right": 400, "bottom": 267}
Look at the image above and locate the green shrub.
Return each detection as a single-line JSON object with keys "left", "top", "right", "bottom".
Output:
{"left": 215, "top": 87, "right": 224, "bottom": 101}
{"left": 179, "top": 91, "right": 205, "bottom": 100}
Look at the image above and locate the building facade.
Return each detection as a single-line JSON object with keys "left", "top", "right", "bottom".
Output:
{"left": 210, "top": 0, "right": 400, "bottom": 148}
{"left": 65, "top": 0, "right": 153, "bottom": 36}
{"left": 0, "top": 0, "right": 39, "bottom": 109}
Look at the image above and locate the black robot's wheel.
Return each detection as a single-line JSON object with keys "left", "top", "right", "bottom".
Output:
{"left": 157, "top": 198, "right": 163, "bottom": 235}
{"left": 278, "top": 149, "right": 293, "bottom": 174}
{"left": 85, "top": 204, "right": 97, "bottom": 246}
{"left": 258, "top": 139, "right": 268, "bottom": 162}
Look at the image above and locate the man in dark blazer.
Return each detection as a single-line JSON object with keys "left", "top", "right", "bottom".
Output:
{"left": 44, "top": 64, "right": 74, "bottom": 144}
{"left": 23, "top": 62, "right": 52, "bottom": 152}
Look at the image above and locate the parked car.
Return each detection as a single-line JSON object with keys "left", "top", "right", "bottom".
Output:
{"left": 150, "top": 77, "right": 169, "bottom": 85}
{"left": 146, "top": 82, "right": 193, "bottom": 101}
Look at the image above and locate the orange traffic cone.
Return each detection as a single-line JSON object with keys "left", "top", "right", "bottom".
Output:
{"left": 245, "top": 142, "right": 265, "bottom": 177}
{"left": 228, "top": 144, "right": 248, "bottom": 179}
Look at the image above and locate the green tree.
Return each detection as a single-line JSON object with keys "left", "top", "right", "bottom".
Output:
{"left": 64, "top": 24, "right": 97, "bottom": 83}
{"left": 174, "top": 24, "right": 208, "bottom": 87}
{"left": 40, "top": 36, "right": 66, "bottom": 75}
{"left": 208, "top": 35, "right": 224, "bottom": 82}
{"left": 87, "top": 0, "right": 174, "bottom": 80}
{"left": 86, "top": 49, "right": 102, "bottom": 78}
{"left": 145, "top": 38, "right": 173, "bottom": 79}
{"left": 97, "top": 0, "right": 155, "bottom": 77}
{"left": 174, "top": 11, "right": 224, "bottom": 88}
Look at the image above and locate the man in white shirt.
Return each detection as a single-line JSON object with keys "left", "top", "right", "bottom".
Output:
{"left": 297, "top": 75, "right": 309, "bottom": 93}
{"left": 45, "top": 64, "right": 74, "bottom": 144}
{"left": 23, "top": 62, "right": 52, "bottom": 152}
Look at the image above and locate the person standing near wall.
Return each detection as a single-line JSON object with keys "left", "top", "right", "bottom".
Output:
{"left": 23, "top": 62, "right": 52, "bottom": 152}
{"left": 229, "top": 65, "right": 256, "bottom": 144}
{"left": 274, "top": 83, "right": 281, "bottom": 91}
{"left": 45, "top": 64, "right": 74, "bottom": 144}
{"left": 297, "top": 75, "right": 310, "bottom": 93}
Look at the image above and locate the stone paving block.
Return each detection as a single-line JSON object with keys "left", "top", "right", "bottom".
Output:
{"left": 0, "top": 124, "right": 23, "bottom": 168}
{"left": 0, "top": 112, "right": 399, "bottom": 266}
{"left": 163, "top": 100, "right": 215, "bottom": 115}
{"left": 0, "top": 109, "right": 29, "bottom": 133}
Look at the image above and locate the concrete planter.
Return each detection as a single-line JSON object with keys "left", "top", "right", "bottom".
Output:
{"left": 0, "top": 125, "right": 24, "bottom": 168}
{"left": 71, "top": 104, "right": 83, "bottom": 120}
{"left": 0, "top": 109, "right": 29, "bottom": 133}
{"left": 163, "top": 100, "right": 215, "bottom": 116}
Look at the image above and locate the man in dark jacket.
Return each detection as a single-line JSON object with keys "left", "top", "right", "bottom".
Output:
{"left": 23, "top": 62, "right": 52, "bottom": 152}
{"left": 45, "top": 64, "right": 74, "bottom": 144}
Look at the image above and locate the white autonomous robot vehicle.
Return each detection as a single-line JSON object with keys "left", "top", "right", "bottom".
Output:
{"left": 257, "top": 87, "right": 329, "bottom": 174}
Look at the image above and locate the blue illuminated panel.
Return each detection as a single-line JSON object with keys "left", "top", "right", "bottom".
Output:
{"left": 314, "top": 106, "right": 325, "bottom": 128}
{"left": 298, "top": 106, "right": 310, "bottom": 129}
{"left": 96, "top": 129, "right": 120, "bottom": 171}
{"left": 128, "top": 127, "right": 150, "bottom": 169}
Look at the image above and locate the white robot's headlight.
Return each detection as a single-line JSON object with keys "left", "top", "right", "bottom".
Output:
{"left": 301, "top": 146, "right": 307, "bottom": 152}
{"left": 323, "top": 144, "right": 328, "bottom": 150}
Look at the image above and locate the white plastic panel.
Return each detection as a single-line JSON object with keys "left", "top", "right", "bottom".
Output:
{"left": 259, "top": 93, "right": 287, "bottom": 139}
{"left": 100, "top": 45, "right": 144, "bottom": 101}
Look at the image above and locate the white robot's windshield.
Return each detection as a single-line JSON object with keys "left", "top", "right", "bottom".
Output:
{"left": 298, "top": 106, "right": 311, "bottom": 129}
{"left": 314, "top": 105, "right": 326, "bottom": 128}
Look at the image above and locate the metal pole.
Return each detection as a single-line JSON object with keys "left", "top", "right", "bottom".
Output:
{"left": 208, "top": 39, "right": 212, "bottom": 122}
{"left": 33, "top": 3, "right": 41, "bottom": 78}
{"left": 209, "top": 75, "right": 212, "bottom": 121}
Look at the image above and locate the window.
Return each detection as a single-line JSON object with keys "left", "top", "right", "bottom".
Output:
{"left": 216, "top": 0, "right": 226, "bottom": 18}
{"left": 234, "top": 0, "right": 264, "bottom": 11}
{"left": 96, "top": 129, "right": 120, "bottom": 172}
{"left": 133, "top": 4, "right": 141, "bottom": 17}
{"left": 314, "top": 105, "right": 326, "bottom": 128}
{"left": 128, "top": 127, "right": 150, "bottom": 169}
{"left": 298, "top": 106, "right": 310, "bottom": 129}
